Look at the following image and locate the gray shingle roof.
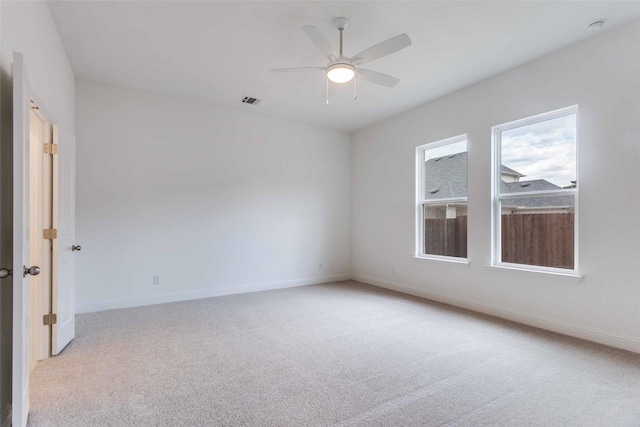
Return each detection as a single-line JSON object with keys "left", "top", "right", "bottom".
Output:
{"left": 501, "top": 179, "right": 559, "bottom": 193}
{"left": 501, "top": 195, "right": 574, "bottom": 209}
{"left": 424, "top": 152, "right": 574, "bottom": 208}
{"left": 501, "top": 179, "right": 573, "bottom": 208}
{"left": 424, "top": 152, "right": 467, "bottom": 199}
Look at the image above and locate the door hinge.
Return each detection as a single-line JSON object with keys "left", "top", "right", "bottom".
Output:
{"left": 43, "top": 228, "right": 58, "bottom": 239}
{"left": 43, "top": 314, "right": 57, "bottom": 326}
{"left": 44, "top": 143, "right": 58, "bottom": 155}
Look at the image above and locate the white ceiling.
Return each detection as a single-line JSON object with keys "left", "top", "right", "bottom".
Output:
{"left": 48, "top": 1, "right": 640, "bottom": 132}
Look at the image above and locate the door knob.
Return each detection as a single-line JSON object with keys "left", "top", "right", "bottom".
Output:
{"left": 0, "top": 268, "right": 11, "bottom": 279}
{"left": 72, "top": 245, "right": 82, "bottom": 252}
{"left": 23, "top": 266, "right": 40, "bottom": 277}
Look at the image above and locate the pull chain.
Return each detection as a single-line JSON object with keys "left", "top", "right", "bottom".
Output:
{"left": 326, "top": 75, "right": 329, "bottom": 105}
{"left": 353, "top": 72, "right": 357, "bottom": 100}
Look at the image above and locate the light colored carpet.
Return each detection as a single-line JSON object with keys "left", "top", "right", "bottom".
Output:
{"left": 28, "top": 281, "right": 640, "bottom": 426}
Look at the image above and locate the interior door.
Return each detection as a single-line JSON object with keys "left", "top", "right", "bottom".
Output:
{"left": 51, "top": 124, "right": 75, "bottom": 355}
{"left": 12, "top": 51, "right": 39, "bottom": 427}
{"left": 0, "top": 63, "right": 13, "bottom": 427}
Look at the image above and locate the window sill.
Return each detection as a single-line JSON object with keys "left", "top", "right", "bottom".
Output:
{"left": 486, "top": 264, "right": 583, "bottom": 284}
{"left": 412, "top": 256, "right": 470, "bottom": 267}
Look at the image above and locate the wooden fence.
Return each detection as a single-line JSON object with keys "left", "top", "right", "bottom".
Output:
{"left": 424, "top": 216, "right": 467, "bottom": 258}
{"left": 424, "top": 212, "right": 574, "bottom": 268}
{"left": 501, "top": 212, "right": 574, "bottom": 269}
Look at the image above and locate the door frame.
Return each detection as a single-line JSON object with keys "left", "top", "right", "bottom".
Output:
{"left": 28, "top": 102, "right": 54, "bottom": 366}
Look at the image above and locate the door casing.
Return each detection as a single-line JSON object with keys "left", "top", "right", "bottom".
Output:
{"left": 28, "top": 105, "right": 54, "bottom": 369}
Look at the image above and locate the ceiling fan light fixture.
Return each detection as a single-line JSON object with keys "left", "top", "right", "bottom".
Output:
{"left": 326, "top": 63, "right": 356, "bottom": 83}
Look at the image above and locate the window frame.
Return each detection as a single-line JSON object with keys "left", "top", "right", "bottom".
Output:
{"left": 491, "top": 105, "right": 579, "bottom": 275}
{"left": 415, "top": 134, "right": 468, "bottom": 262}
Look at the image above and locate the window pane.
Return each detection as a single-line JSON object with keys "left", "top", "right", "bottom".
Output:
{"left": 423, "top": 142, "right": 467, "bottom": 200}
{"left": 500, "top": 196, "right": 575, "bottom": 269}
{"left": 419, "top": 136, "right": 468, "bottom": 259}
{"left": 424, "top": 204, "right": 467, "bottom": 258}
{"left": 500, "top": 114, "right": 577, "bottom": 192}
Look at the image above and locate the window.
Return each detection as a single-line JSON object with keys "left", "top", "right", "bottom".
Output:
{"left": 492, "top": 106, "right": 578, "bottom": 271}
{"left": 416, "top": 135, "right": 468, "bottom": 260}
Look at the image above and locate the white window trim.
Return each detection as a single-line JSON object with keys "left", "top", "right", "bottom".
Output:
{"left": 415, "top": 134, "right": 468, "bottom": 262}
{"left": 491, "top": 105, "right": 580, "bottom": 276}
{"left": 486, "top": 264, "right": 582, "bottom": 284}
{"left": 413, "top": 255, "right": 470, "bottom": 267}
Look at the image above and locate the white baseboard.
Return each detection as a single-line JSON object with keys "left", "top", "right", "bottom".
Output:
{"left": 76, "top": 274, "right": 350, "bottom": 314}
{"left": 352, "top": 274, "right": 640, "bottom": 354}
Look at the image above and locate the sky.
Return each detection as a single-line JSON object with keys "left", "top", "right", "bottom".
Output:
{"left": 422, "top": 114, "right": 576, "bottom": 188}
{"left": 501, "top": 114, "right": 577, "bottom": 188}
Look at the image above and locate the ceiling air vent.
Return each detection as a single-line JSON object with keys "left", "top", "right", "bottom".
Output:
{"left": 241, "top": 96, "right": 261, "bottom": 105}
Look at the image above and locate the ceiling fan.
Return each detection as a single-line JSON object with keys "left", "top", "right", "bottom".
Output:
{"left": 270, "top": 17, "right": 411, "bottom": 102}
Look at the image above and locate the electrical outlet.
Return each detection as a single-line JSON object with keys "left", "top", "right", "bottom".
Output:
{"left": 318, "top": 262, "right": 323, "bottom": 269}
{"left": 391, "top": 267, "right": 395, "bottom": 274}
{"left": 153, "top": 275, "right": 161, "bottom": 285}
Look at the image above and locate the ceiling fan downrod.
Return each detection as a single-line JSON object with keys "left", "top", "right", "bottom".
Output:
{"left": 333, "top": 17, "right": 350, "bottom": 58}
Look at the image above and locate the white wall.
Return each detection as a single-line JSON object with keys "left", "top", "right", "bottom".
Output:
{"left": 352, "top": 21, "right": 640, "bottom": 352}
{"left": 75, "top": 82, "right": 351, "bottom": 312}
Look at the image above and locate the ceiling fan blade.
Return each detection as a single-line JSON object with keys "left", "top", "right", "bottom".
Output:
{"left": 351, "top": 33, "right": 411, "bottom": 65}
{"left": 301, "top": 26, "right": 338, "bottom": 60}
{"left": 358, "top": 68, "right": 400, "bottom": 88}
{"left": 270, "top": 67, "right": 325, "bottom": 72}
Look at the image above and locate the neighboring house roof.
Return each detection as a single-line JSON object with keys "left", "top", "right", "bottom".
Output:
{"left": 501, "top": 179, "right": 559, "bottom": 193}
{"left": 424, "top": 151, "right": 574, "bottom": 208}
{"left": 501, "top": 179, "right": 574, "bottom": 208}
{"left": 501, "top": 195, "right": 574, "bottom": 209}
{"left": 424, "top": 152, "right": 467, "bottom": 199}
{"left": 500, "top": 164, "right": 525, "bottom": 177}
